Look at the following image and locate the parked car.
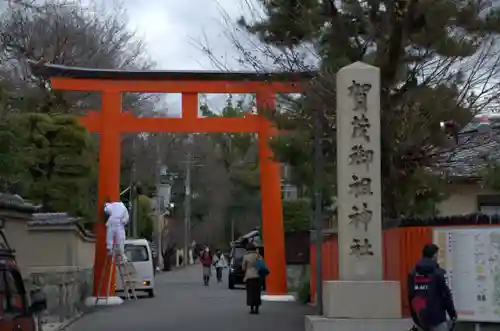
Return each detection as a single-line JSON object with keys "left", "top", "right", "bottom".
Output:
{"left": 0, "top": 224, "right": 47, "bottom": 331}
{"left": 228, "top": 244, "right": 246, "bottom": 289}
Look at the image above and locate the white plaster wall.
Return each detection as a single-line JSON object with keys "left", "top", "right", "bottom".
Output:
{"left": 437, "top": 183, "right": 498, "bottom": 216}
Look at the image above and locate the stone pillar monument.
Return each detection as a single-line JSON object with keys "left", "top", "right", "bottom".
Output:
{"left": 336, "top": 61, "right": 383, "bottom": 281}
{"left": 305, "top": 62, "right": 411, "bottom": 331}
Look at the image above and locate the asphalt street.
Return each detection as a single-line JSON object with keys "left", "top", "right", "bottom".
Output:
{"left": 67, "top": 265, "right": 313, "bottom": 331}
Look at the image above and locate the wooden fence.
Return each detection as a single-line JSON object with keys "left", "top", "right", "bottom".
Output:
{"left": 309, "top": 215, "right": 499, "bottom": 316}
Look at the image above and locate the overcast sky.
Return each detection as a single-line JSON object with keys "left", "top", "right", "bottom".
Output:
{"left": 121, "top": 0, "right": 256, "bottom": 71}
{"left": 116, "top": 0, "right": 263, "bottom": 114}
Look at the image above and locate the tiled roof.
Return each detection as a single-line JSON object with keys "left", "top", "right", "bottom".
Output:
{"left": 29, "top": 212, "right": 80, "bottom": 226}
{"left": 0, "top": 193, "right": 40, "bottom": 212}
{"left": 385, "top": 213, "right": 500, "bottom": 229}
{"left": 434, "top": 126, "right": 500, "bottom": 179}
{"left": 29, "top": 213, "right": 94, "bottom": 239}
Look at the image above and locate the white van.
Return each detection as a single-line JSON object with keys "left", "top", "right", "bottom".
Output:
{"left": 115, "top": 239, "right": 155, "bottom": 298}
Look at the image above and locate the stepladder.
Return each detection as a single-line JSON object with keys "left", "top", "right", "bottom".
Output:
{"left": 95, "top": 244, "right": 138, "bottom": 305}
{"left": 116, "top": 249, "right": 138, "bottom": 300}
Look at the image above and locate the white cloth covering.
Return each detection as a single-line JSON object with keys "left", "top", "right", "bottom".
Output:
{"left": 104, "top": 202, "right": 129, "bottom": 260}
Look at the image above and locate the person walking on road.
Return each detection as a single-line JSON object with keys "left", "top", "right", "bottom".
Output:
{"left": 408, "top": 244, "right": 457, "bottom": 331}
{"left": 242, "top": 243, "right": 264, "bottom": 314}
{"left": 213, "top": 249, "right": 227, "bottom": 283}
{"left": 199, "top": 246, "right": 213, "bottom": 286}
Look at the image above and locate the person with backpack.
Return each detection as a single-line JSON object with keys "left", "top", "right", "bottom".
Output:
{"left": 199, "top": 246, "right": 213, "bottom": 286}
{"left": 242, "top": 243, "right": 269, "bottom": 314}
{"left": 212, "top": 249, "right": 227, "bottom": 283}
{"left": 408, "top": 244, "right": 457, "bottom": 331}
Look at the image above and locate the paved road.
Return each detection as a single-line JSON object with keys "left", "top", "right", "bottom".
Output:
{"left": 67, "top": 266, "right": 313, "bottom": 331}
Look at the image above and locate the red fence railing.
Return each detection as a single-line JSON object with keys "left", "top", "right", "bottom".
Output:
{"left": 309, "top": 214, "right": 500, "bottom": 316}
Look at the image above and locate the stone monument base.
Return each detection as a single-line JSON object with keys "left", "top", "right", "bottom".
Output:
{"left": 306, "top": 280, "right": 409, "bottom": 331}
{"left": 323, "top": 280, "right": 402, "bottom": 318}
{"left": 261, "top": 294, "right": 295, "bottom": 302}
{"left": 84, "top": 296, "right": 124, "bottom": 307}
{"left": 305, "top": 316, "right": 413, "bottom": 331}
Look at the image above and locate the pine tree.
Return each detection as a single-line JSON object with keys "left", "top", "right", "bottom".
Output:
{"left": 236, "top": 0, "right": 500, "bottom": 218}
{"left": 5, "top": 113, "right": 96, "bottom": 217}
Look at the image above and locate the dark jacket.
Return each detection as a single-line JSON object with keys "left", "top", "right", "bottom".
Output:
{"left": 408, "top": 258, "right": 457, "bottom": 329}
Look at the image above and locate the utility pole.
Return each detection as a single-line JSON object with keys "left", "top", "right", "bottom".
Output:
{"left": 130, "top": 136, "right": 138, "bottom": 238}
{"left": 127, "top": 183, "right": 133, "bottom": 238}
{"left": 154, "top": 134, "right": 163, "bottom": 270}
{"left": 313, "top": 108, "right": 324, "bottom": 315}
{"left": 184, "top": 134, "right": 193, "bottom": 266}
{"left": 231, "top": 218, "right": 235, "bottom": 242}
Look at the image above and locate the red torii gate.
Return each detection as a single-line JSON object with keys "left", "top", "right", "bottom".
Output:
{"left": 29, "top": 62, "right": 311, "bottom": 299}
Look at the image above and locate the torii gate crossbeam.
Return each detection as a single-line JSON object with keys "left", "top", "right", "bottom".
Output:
{"left": 29, "top": 61, "right": 312, "bottom": 301}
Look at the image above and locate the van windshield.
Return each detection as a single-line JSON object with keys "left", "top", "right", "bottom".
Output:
{"left": 124, "top": 244, "right": 149, "bottom": 262}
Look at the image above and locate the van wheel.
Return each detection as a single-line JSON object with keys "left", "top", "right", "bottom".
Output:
{"left": 147, "top": 289, "right": 155, "bottom": 298}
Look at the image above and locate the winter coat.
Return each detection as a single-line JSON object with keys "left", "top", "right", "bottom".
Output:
{"left": 213, "top": 254, "right": 227, "bottom": 268}
{"left": 104, "top": 202, "right": 129, "bottom": 227}
{"left": 242, "top": 251, "right": 260, "bottom": 281}
{"left": 199, "top": 251, "right": 213, "bottom": 267}
{"left": 408, "top": 258, "right": 457, "bottom": 329}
